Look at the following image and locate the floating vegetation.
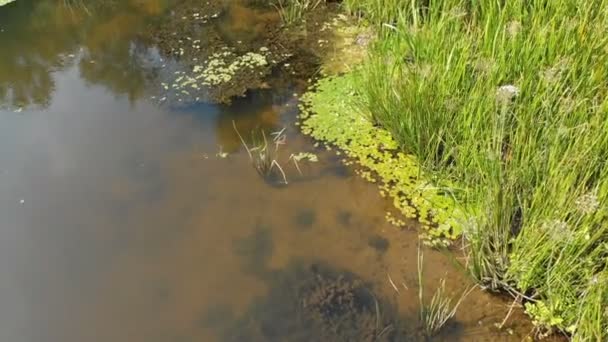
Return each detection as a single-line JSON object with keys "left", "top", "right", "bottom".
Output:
{"left": 317, "top": 14, "right": 375, "bottom": 75}
{"left": 198, "top": 49, "right": 269, "bottom": 86}
{"left": 290, "top": 152, "right": 318, "bottom": 163}
{"left": 300, "top": 73, "right": 465, "bottom": 246}
{"left": 142, "top": 0, "right": 350, "bottom": 105}
{"left": 140, "top": 1, "right": 289, "bottom": 104}
{"left": 152, "top": 46, "right": 276, "bottom": 104}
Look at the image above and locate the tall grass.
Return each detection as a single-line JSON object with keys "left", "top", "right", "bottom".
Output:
{"left": 345, "top": 0, "right": 608, "bottom": 339}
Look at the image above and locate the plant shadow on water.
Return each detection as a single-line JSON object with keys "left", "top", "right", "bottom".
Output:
{"left": 203, "top": 259, "right": 414, "bottom": 342}
{"left": 293, "top": 208, "right": 316, "bottom": 230}
{"left": 226, "top": 224, "right": 475, "bottom": 342}
{"left": 233, "top": 222, "right": 275, "bottom": 276}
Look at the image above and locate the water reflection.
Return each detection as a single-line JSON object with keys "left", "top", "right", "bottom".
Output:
{"left": 0, "top": 0, "right": 167, "bottom": 109}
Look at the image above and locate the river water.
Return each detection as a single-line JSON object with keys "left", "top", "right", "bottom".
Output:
{"left": 0, "top": 1, "right": 542, "bottom": 341}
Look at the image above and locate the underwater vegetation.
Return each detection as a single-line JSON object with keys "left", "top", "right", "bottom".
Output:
{"left": 301, "top": 0, "right": 608, "bottom": 340}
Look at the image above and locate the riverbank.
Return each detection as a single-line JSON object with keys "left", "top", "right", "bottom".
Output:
{"left": 301, "top": 1, "right": 608, "bottom": 340}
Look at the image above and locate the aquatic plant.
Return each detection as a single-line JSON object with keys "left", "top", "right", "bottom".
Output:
{"left": 417, "top": 244, "right": 472, "bottom": 337}
{"left": 303, "top": 0, "right": 608, "bottom": 339}
{"left": 273, "top": 0, "right": 325, "bottom": 26}
{"left": 198, "top": 50, "right": 268, "bottom": 87}
{"left": 300, "top": 72, "right": 465, "bottom": 246}
{"left": 233, "top": 121, "right": 288, "bottom": 185}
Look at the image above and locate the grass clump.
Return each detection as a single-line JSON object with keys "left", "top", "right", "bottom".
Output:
{"left": 273, "top": 0, "right": 325, "bottom": 26}
{"left": 233, "top": 122, "right": 289, "bottom": 185}
{"left": 417, "top": 244, "right": 472, "bottom": 337}
{"left": 303, "top": 0, "right": 608, "bottom": 339}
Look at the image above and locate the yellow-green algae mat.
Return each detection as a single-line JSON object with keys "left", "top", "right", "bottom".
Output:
{"left": 299, "top": 72, "right": 466, "bottom": 246}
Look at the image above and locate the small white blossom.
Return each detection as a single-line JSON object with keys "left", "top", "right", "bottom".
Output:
{"left": 540, "top": 219, "right": 572, "bottom": 242}
{"left": 496, "top": 85, "right": 520, "bottom": 104}
{"left": 506, "top": 21, "right": 522, "bottom": 38}
{"left": 541, "top": 58, "right": 569, "bottom": 84}
{"left": 590, "top": 275, "right": 599, "bottom": 285}
{"left": 575, "top": 192, "right": 600, "bottom": 214}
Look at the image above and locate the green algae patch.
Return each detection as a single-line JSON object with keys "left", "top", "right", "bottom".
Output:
{"left": 300, "top": 73, "right": 465, "bottom": 246}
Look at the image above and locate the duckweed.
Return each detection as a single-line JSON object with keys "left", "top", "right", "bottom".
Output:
{"left": 300, "top": 73, "right": 465, "bottom": 246}
{"left": 198, "top": 50, "right": 268, "bottom": 86}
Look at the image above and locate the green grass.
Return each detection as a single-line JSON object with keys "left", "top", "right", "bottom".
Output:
{"left": 329, "top": 0, "right": 608, "bottom": 339}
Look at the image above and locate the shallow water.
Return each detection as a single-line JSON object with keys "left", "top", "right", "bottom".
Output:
{"left": 0, "top": 1, "right": 543, "bottom": 341}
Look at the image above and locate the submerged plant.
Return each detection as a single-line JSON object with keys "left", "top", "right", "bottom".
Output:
{"left": 233, "top": 121, "right": 288, "bottom": 185}
{"left": 417, "top": 244, "right": 472, "bottom": 337}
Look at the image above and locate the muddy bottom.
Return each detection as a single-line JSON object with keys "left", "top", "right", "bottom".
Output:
{"left": 209, "top": 261, "right": 404, "bottom": 342}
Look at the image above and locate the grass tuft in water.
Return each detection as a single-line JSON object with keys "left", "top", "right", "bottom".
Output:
{"left": 273, "top": 0, "right": 325, "bottom": 26}
{"left": 233, "top": 121, "right": 288, "bottom": 185}
{"left": 417, "top": 244, "right": 471, "bottom": 337}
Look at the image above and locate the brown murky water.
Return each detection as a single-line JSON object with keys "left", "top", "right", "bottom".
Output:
{"left": 0, "top": 1, "right": 543, "bottom": 341}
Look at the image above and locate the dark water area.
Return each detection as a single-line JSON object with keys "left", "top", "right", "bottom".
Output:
{"left": 0, "top": 1, "right": 546, "bottom": 341}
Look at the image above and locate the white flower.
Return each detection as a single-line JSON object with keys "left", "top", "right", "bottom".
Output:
{"left": 590, "top": 275, "right": 599, "bottom": 285}
{"left": 541, "top": 58, "right": 569, "bottom": 84}
{"left": 540, "top": 219, "right": 572, "bottom": 242}
{"left": 496, "top": 85, "right": 520, "bottom": 104}
{"left": 506, "top": 21, "right": 522, "bottom": 38}
{"left": 575, "top": 192, "right": 600, "bottom": 214}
